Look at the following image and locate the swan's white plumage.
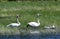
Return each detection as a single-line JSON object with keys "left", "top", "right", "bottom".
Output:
{"left": 44, "top": 24, "right": 55, "bottom": 29}
{"left": 7, "top": 23, "right": 21, "bottom": 27}
{"left": 7, "top": 15, "right": 21, "bottom": 27}
{"left": 28, "top": 22, "right": 40, "bottom": 27}
{"left": 27, "top": 14, "right": 40, "bottom": 27}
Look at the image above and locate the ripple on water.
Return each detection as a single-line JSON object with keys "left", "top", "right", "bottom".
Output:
{"left": 29, "top": 30, "right": 40, "bottom": 34}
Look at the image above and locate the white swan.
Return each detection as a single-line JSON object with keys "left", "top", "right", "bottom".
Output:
{"left": 44, "top": 24, "right": 56, "bottom": 29}
{"left": 7, "top": 15, "right": 21, "bottom": 27}
{"left": 27, "top": 14, "right": 40, "bottom": 27}
{"left": 50, "top": 24, "right": 56, "bottom": 29}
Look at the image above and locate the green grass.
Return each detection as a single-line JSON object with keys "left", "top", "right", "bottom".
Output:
{"left": 0, "top": 1, "right": 60, "bottom": 35}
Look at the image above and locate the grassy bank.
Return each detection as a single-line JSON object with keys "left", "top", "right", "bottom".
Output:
{"left": 0, "top": 1, "right": 60, "bottom": 35}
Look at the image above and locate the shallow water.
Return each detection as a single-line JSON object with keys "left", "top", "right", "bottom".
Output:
{"left": 0, "top": 27, "right": 60, "bottom": 39}
{"left": 0, "top": 33, "right": 60, "bottom": 39}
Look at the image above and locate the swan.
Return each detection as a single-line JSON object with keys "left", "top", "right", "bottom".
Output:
{"left": 44, "top": 24, "right": 56, "bottom": 29}
{"left": 27, "top": 14, "right": 41, "bottom": 28}
{"left": 7, "top": 15, "right": 21, "bottom": 27}
{"left": 50, "top": 24, "right": 56, "bottom": 29}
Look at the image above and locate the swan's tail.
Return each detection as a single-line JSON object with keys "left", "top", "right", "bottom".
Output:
{"left": 27, "top": 24, "right": 29, "bottom": 28}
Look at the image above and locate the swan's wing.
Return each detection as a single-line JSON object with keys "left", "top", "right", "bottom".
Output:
{"left": 28, "top": 22, "right": 39, "bottom": 27}
{"left": 7, "top": 23, "right": 20, "bottom": 27}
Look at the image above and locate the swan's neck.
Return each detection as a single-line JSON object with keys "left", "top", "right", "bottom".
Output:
{"left": 17, "top": 18, "right": 20, "bottom": 24}
{"left": 37, "top": 18, "right": 40, "bottom": 24}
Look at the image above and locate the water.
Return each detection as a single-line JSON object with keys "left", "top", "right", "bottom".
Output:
{"left": 0, "top": 28, "right": 60, "bottom": 39}
{"left": 0, "top": 34, "right": 60, "bottom": 39}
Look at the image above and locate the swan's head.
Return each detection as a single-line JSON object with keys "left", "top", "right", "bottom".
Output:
{"left": 52, "top": 25, "right": 55, "bottom": 27}
{"left": 16, "top": 14, "right": 19, "bottom": 18}
{"left": 37, "top": 13, "right": 40, "bottom": 16}
{"left": 52, "top": 23, "right": 55, "bottom": 27}
{"left": 36, "top": 13, "right": 41, "bottom": 17}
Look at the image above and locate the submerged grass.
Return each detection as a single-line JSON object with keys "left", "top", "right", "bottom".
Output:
{"left": 0, "top": 1, "right": 60, "bottom": 35}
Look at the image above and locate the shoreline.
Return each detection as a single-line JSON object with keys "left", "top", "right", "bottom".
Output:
{"left": 0, "top": 26, "right": 60, "bottom": 35}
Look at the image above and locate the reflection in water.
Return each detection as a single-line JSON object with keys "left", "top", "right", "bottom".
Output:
{"left": 0, "top": 29, "right": 60, "bottom": 39}
{"left": 29, "top": 30, "right": 40, "bottom": 34}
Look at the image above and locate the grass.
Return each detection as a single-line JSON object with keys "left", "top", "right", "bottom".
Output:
{"left": 0, "top": 1, "right": 60, "bottom": 35}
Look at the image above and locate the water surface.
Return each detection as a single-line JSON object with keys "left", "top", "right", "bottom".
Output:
{"left": 0, "top": 33, "right": 60, "bottom": 39}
